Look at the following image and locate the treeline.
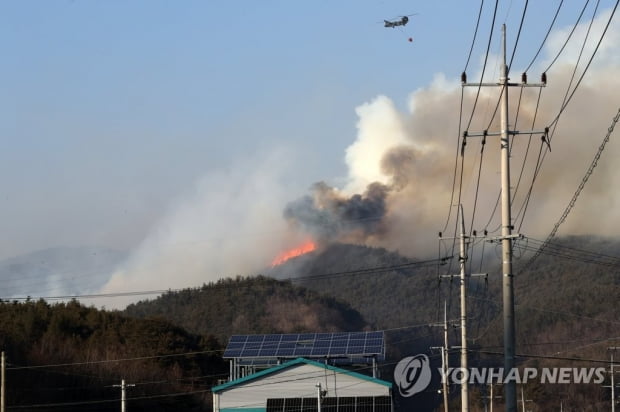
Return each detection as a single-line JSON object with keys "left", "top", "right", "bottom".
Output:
{"left": 0, "top": 299, "right": 225, "bottom": 411}
{"left": 125, "top": 275, "right": 369, "bottom": 343}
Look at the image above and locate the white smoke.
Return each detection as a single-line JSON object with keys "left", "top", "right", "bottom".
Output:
{"left": 330, "top": 8, "right": 620, "bottom": 257}
{"left": 99, "top": 9, "right": 620, "bottom": 307}
{"left": 99, "top": 149, "right": 307, "bottom": 308}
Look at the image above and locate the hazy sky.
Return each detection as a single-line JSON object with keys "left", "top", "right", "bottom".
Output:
{"left": 2, "top": 1, "right": 619, "bottom": 302}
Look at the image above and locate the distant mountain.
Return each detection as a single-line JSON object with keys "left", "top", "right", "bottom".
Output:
{"left": 125, "top": 276, "right": 368, "bottom": 344}
{"left": 0, "top": 247, "right": 128, "bottom": 298}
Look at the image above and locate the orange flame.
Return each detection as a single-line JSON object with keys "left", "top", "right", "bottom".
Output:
{"left": 271, "top": 240, "right": 317, "bottom": 267}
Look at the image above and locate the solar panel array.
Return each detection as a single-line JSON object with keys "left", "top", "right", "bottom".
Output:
{"left": 223, "top": 331, "right": 385, "bottom": 361}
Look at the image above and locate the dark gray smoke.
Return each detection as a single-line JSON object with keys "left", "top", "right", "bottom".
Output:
{"left": 284, "top": 181, "right": 389, "bottom": 242}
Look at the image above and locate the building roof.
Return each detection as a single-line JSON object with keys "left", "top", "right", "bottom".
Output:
{"left": 212, "top": 357, "right": 392, "bottom": 393}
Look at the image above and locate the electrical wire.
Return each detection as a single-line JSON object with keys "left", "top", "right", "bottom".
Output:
{"left": 543, "top": 0, "right": 593, "bottom": 74}
{"left": 507, "top": 0, "right": 529, "bottom": 71}
{"left": 0, "top": 256, "right": 451, "bottom": 302}
{"left": 512, "top": 88, "right": 544, "bottom": 230}
{"left": 479, "top": 0, "right": 530, "bottom": 131}
{"left": 547, "top": 0, "right": 619, "bottom": 129}
{"left": 440, "top": 88, "right": 465, "bottom": 234}
{"left": 524, "top": 0, "right": 565, "bottom": 73}
{"left": 468, "top": 133, "right": 488, "bottom": 236}
{"left": 514, "top": 0, "right": 606, "bottom": 231}
{"left": 520, "top": 106, "right": 620, "bottom": 271}
{"left": 464, "top": 0, "right": 500, "bottom": 132}
{"left": 464, "top": 0, "right": 486, "bottom": 73}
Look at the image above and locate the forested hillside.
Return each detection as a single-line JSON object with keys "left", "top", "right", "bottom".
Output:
{"left": 122, "top": 236, "right": 617, "bottom": 410}
{"left": 1, "top": 236, "right": 615, "bottom": 410}
{"left": 125, "top": 276, "right": 368, "bottom": 343}
{"left": 0, "top": 300, "right": 225, "bottom": 411}
{"left": 266, "top": 237, "right": 620, "bottom": 411}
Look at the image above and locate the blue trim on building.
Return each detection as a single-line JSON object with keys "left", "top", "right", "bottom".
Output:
{"left": 212, "top": 357, "right": 392, "bottom": 393}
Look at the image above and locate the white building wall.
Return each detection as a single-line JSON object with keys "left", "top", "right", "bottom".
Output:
{"left": 216, "top": 363, "right": 390, "bottom": 410}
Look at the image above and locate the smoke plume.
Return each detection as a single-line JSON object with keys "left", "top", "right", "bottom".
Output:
{"left": 282, "top": 9, "right": 620, "bottom": 255}
{"left": 100, "top": 10, "right": 620, "bottom": 307}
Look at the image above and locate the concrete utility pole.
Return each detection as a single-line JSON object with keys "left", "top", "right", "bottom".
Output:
{"left": 315, "top": 382, "right": 322, "bottom": 412}
{"left": 499, "top": 24, "right": 517, "bottom": 412}
{"left": 1, "top": 351, "right": 5, "bottom": 412}
{"left": 462, "top": 24, "right": 546, "bottom": 412}
{"left": 518, "top": 386, "right": 532, "bottom": 412}
{"left": 439, "top": 206, "right": 486, "bottom": 412}
{"left": 431, "top": 301, "right": 452, "bottom": 412}
{"left": 608, "top": 347, "right": 619, "bottom": 412}
{"left": 113, "top": 379, "right": 135, "bottom": 412}
{"left": 458, "top": 204, "right": 470, "bottom": 412}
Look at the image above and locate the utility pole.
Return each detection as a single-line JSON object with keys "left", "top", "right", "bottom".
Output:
{"left": 518, "top": 386, "right": 532, "bottom": 412}
{"left": 1, "top": 351, "right": 5, "bottom": 412}
{"left": 439, "top": 206, "right": 487, "bottom": 412}
{"left": 483, "top": 383, "right": 503, "bottom": 412}
{"left": 458, "top": 204, "right": 470, "bottom": 412}
{"left": 431, "top": 301, "right": 454, "bottom": 412}
{"left": 461, "top": 24, "right": 546, "bottom": 412}
{"left": 315, "top": 382, "right": 322, "bottom": 412}
{"left": 607, "top": 347, "right": 619, "bottom": 412}
{"left": 113, "top": 379, "right": 135, "bottom": 412}
{"left": 498, "top": 24, "right": 517, "bottom": 412}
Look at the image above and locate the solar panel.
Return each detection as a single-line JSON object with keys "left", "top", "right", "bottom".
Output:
{"left": 223, "top": 331, "right": 385, "bottom": 362}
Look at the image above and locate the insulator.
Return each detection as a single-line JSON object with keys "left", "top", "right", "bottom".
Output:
{"left": 541, "top": 72, "right": 547, "bottom": 85}
{"left": 461, "top": 72, "right": 467, "bottom": 84}
{"left": 521, "top": 72, "right": 527, "bottom": 84}
{"left": 484, "top": 230, "right": 488, "bottom": 236}
{"left": 473, "top": 230, "right": 477, "bottom": 236}
{"left": 439, "top": 232, "right": 443, "bottom": 238}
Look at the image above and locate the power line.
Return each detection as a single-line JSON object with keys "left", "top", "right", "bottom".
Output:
{"left": 521, "top": 106, "right": 620, "bottom": 271}
{"left": 6, "top": 321, "right": 436, "bottom": 372}
{"left": 543, "top": 0, "right": 594, "bottom": 73}
{"left": 464, "top": 0, "right": 500, "bottom": 132}
{"left": 464, "top": 0, "right": 486, "bottom": 73}
{"left": 524, "top": 0, "right": 565, "bottom": 72}
{"left": 6, "top": 388, "right": 212, "bottom": 410}
{"left": 547, "top": 0, "right": 619, "bottom": 129}
{"left": 0, "top": 256, "right": 450, "bottom": 302}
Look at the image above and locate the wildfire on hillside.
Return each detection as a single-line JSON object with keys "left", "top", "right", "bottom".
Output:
{"left": 271, "top": 240, "right": 317, "bottom": 267}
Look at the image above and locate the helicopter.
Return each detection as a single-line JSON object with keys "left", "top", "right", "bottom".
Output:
{"left": 383, "top": 14, "right": 417, "bottom": 28}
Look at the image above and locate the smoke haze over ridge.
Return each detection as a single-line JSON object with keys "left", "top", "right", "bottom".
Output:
{"left": 99, "top": 10, "right": 620, "bottom": 307}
